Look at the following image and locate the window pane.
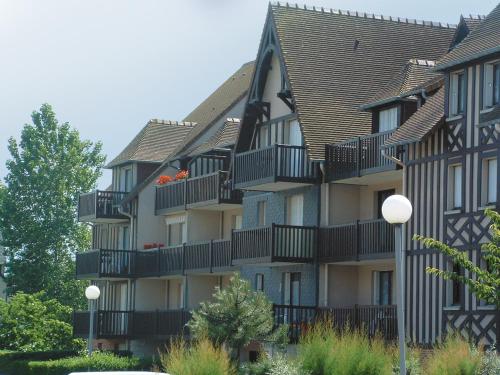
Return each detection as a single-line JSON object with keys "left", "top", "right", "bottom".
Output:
{"left": 457, "top": 73, "right": 465, "bottom": 114}
{"left": 494, "top": 64, "right": 500, "bottom": 105}
{"left": 379, "top": 107, "right": 398, "bottom": 132}
{"left": 488, "top": 159, "right": 497, "bottom": 203}
{"left": 257, "top": 201, "right": 266, "bottom": 226}
{"left": 453, "top": 165, "right": 462, "bottom": 208}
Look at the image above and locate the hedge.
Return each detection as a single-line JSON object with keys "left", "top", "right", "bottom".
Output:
{"left": 0, "top": 351, "right": 151, "bottom": 375}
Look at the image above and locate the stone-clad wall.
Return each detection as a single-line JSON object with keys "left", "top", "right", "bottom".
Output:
{"left": 241, "top": 185, "right": 320, "bottom": 228}
{"left": 239, "top": 184, "right": 320, "bottom": 306}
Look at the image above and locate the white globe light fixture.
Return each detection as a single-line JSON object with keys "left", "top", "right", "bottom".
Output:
{"left": 381, "top": 194, "right": 412, "bottom": 375}
{"left": 85, "top": 285, "right": 100, "bottom": 356}
{"left": 85, "top": 285, "right": 100, "bottom": 300}
{"left": 381, "top": 194, "right": 412, "bottom": 224}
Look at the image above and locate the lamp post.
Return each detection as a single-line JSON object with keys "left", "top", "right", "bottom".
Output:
{"left": 381, "top": 194, "right": 412, "bottom": 375}
{"left": 85, "top": 285, "right": 100, "bottom": 356}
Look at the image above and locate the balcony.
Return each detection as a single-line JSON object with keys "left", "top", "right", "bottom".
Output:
{"left": 234, "top": 144, "right": 321, "bottom": 191}
{"left": 273, "top": 304, "right": 397, "bottom": 343}
{"left": 318, "top": 219, "right": 394, "bottom": 262}
{"left": 133, "top": 240, "right": 235, "bottom": 277}
{"left": 78, "top": 190, "right": 128, "bottom": 223}
{"left": 73, "top": 310, "right": 190, "bottom": 339}
{"left": 325, "top": 130, "right": 399, "bottom": 184}
{"left": 232, "top": 224, "right": 317, "bottom": 265}
{"left": 75, "top": 249, "right": 134, "bottom": 279}
{"left": 155, "top": 171, "right": 242, "bottom": 215}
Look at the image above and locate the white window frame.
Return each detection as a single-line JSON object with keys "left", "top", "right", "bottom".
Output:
{"left": 450, "top": 70, "right": 466, "bottom": 116}
{"left": 482, "top": 158, "right": 497, "bottom": 205}
{"left": 448, "top": 164, "right": 463, "bottom": 210}
{"left": 257, "top": 201, "right": 267, "bottom": 226}
{"left": 378, "top": 106, "right": 399, "bottom": 132}
{"left": 483, "top": 60, "right": 500, "bottom": 109}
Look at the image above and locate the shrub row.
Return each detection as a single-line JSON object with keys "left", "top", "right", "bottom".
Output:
{"left": 0, "top": 352, "right": 151, "bottom": 375}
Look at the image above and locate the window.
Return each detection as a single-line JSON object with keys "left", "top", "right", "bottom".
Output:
{"left": 378, "top": 107, "right": 398, "bottom": 132}
{"left": 449, "top": 263, "right": 462, "bottom": 306}
{"left": 259, "top": 125, "right": 268, "bottom": 148}
{"left": 449, "top": 164, "right": 463, "bottom": 209}
{"left": 255, "top": 273, "right": 264, "bottom": 291}
{"left": 286, "top": 194, "right": 303, "bottom": 226}
{"left": 231, "top": 215, "right": 242, "bottom": 230}
{"left": 486, "top": 158, "right": 497, "bottom": 204}
{"left": 257, "top": 201, "right": 267, "bottom": 226}
{"left": 483, "top": 61, "right": 500, "bottom": 108}
{"left": 168, "top": 223, "right": 185, "bottom": 246}
{"left": 450, "top": 71, "right": 466, "bottom": 116}
{"left": 373, "top": 271, "right": 393, "bottom": 305}
{"left": 282, "top": 272, "right": 301, "bottom": 306}
{"left": 120, "top": 226, "right": 130, "bottom": 250}
{"left": 377, "top": 189, "right": 395, "bottom": 219}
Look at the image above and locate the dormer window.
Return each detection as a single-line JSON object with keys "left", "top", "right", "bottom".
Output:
{"left": 450, "top": 70, "right": 466, "bottom": 116}
{"left": 483, "top": 61, "right": 500, "bottom": 108}
{"left": 378, "top": 106, "right": 398, "bottom": 132}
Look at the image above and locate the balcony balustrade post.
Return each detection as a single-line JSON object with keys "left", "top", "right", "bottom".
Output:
{"left": 183, "top": 179, "right": 188, "bottom": 210}
{"left": 209, "top": 240, "right": 213, "bottom": 273}
{"left": 230, "top": 229, "right": 235, "bottom": 266}
{"left": 271, "top": 223, "right": 276, "bottom": 260}
{"left": 97, "top": 250, "right": 102, "bottom": 277}
{"left": 273, "top": 144, "right": 279, "bottom": 180}
{"left": 356, "top": 137, "right": 361, "bottom": 177}
{"left": 355, "top": 220, "right": 360, "bottom": 261}
{"left": 181, "top": 244, "right": 186, "bottom": 275}
{"left": 354, "top": 304, "right": 359, "bottom": 330}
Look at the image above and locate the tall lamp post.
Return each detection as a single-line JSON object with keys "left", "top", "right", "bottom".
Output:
{"left": 85, "top": 285, "right": 100, "bottom": 356}
{"left": 381, "top": 195, "right": 412, "bottom": 375}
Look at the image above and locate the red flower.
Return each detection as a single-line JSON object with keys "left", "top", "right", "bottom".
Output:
{"left": 157, "top": 175, "right": 173, "bottom": 185}
{"left": 175, "top": 170, "right": 189, "bottom": 180}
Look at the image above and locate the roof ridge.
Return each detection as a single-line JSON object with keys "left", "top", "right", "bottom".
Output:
{"left": 271, "top": 2, "right": 457, "bottom": 29}
{"left": 147, "top": 119, "right": 197, "bottom": 127}
{"left": 408, "top": 58, "right": 436, "bottom": 67}
{"left": 462, "top": 14, "right": 487, "bottom": 20}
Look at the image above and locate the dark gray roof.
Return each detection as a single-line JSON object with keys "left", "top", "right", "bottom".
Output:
{"left": 362, "top": 59, "right": 441, "bottom": 110}
{"left": 179, "top": 62, "right": 254, "bottom": 154}
{"left": 106, "top": 120, "right": 195, "bottom": 168}
{"left": 187, "top": 119, "right": 240, "bottom": 156}
{"left": 384, "top": 87, "right": 444, "bottom": 147}
{"left": 270, "top": 3, "right": 456, "bottom": 159}
{"left": 436, "top": 4, "right": 500, "bottom": 70}
{"left": 463, "top": 15, "right": 486, "bottom": 31}
{"left": 478, "top": 105, "right": 500, "bottom": 127}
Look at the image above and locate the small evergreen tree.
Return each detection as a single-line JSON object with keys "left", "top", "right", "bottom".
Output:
{"left": 414, "top": 209, "right": 499, "bottom": 307}
{"left": 188, "top": 274, "right": 275, "bottom": 362}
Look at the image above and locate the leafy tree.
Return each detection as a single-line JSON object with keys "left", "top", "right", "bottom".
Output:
{"left": 0, "top": 292, "right": 84, "bottom": 351}
{"left": 0, "top": 104, "right": 105, "bottom": 308}
{"left": 414, "top": 208, "right": 500, "bottom": 307}
{"left": 188, "top": 274, "right": 277, "bottom": 362}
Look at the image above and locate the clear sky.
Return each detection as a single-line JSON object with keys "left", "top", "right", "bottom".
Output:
{"left": 0, "top": 0, "right": 497, "bottom": 188}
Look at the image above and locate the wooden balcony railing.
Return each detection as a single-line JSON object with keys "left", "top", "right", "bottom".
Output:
{"left": 318, "top": 219, "right": 394, "bottom": 262}
{"left": 73, "top": 310, "right": 190, "bottom": 339}
{"left": 272, "top": 304, "right": 397, "bottom": 343}
{"left": 211, "top": 239, "right": 232, "bottom": 271}
{"left": 155, "top": 180, "right": 185, "bottom": 214}
{"left": 232, "top": 224, "right": 317, "bottom": 264}
{"left": 155, "top": 171, "right": 241, "bottom": 214}
{"left": 78, "top": 190, "right": 128, "bottom": 222}
{"left": 76, "top": 249, "right": 134, "bottom": 278}
{"left": 325, "top": 130, "right": 397, "bottom": 182}
{"left": 234, "top": 144, "right": 321, "bottom": 190}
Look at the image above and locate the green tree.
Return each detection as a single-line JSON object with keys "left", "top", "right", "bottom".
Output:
{"left": 414, "top": 208, "right": 500, "bottom": 307}
{"left": 188, "top": 274, "right": 277, "bottom": 362}
{"left": 0, "top": 104, "right": 105, "bottom": 308}
{"left": 0, "top": 292, "right": 84, "bottom": 351}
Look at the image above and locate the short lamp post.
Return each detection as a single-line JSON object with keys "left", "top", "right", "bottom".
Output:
{"left": 381, "top": 194, "right": 412, "bottom": 375}
{"left": 85, "top": 285, "right": 100, "bottom": 356}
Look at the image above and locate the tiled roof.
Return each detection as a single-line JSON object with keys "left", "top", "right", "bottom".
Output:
{"left": 462, "top": 15, "right": 486, "bottom": 31}
{"left": 106, "top": 120, "right": 195, "bottom": 168}
{"left": 384, "top": 87, "right": 444, "bottom": 147}
{"left": 270, "top": 3, "right": 456, "bottom": 159}
{"left": 187, "top": 119, "right": 240, "bottom": 156}
{"left": 362, "top": 59, "right": 441, "bottom": 109}
{"left": 436, "top": 4, "right": 500, "bottom": 70}
{"left": 478, "top": 105, "right": 500, "bottom": 127}
{"left": 180, "top": 62, "right": 254, "bottom": 153}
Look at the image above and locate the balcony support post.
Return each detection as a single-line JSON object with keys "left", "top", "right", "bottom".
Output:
{"left": 209, "top": 240, "right": 214, "bottom": 273}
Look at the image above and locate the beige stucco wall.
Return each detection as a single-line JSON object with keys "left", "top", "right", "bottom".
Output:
{"left": 327, "top": 265, "right": 359, "bottom": 307}
{"left": 222, "top": 208, "right": 243, "bottom": 239}
{"left": 186, "top": 275, "right": 220, "bottom": 309}
{"left": 358, "top": 180, "right": 403, "bottom": 220}
{"left": 134, "top": 279, "right": 167, "bottom": 310}
{"left": 187, "top": 210, "right": 221, "bottom": 242}
{"left": 135, "top": 165, "right": 178, "bottom": 248}
{"left": 356, "top": 262, "right": 395, "bottom": 305}
{"left": 262, "top": 54, "right": 292, "bottom": 120}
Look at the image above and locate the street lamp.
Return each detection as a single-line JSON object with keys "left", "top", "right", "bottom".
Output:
{"left": 381, "top": 194, "right": 412, "bottom": 375}
{"left": 85, "top": 285, "right": 100, "bottom": 355}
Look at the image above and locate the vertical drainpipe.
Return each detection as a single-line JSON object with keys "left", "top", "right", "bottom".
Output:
{"left": 315, "top": 162, "right": 323, "bottom": 308}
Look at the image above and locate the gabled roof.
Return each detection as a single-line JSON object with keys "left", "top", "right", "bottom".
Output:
{"left": 436, "top": 4, "right": 500, "bottom": 71}
{"left": 361, "top": 59, "right": 441, "bottom": 110}
{"left": 178, "top": 62, "right": 254, "bottom": 153}
{"left": 106, "top": 120, "right": 195, "bottom": 168}
{"left": 261, "top": 3, "right": 456, "bottom": 159}
{"left": 384, "top": 87, "right": 445, "bottom": 147}
{"left": 186, "top": 119, "right": 240, "bottom": 156}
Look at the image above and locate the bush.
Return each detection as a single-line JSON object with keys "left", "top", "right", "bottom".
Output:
{"left": 161, "top": 337, "right": 235, "bottom": 375}
{"left": 0, "top": 352, "right": 149, "bottom": 375}
{"left": 298, "top": 321, "right": 393, "bottom": 375}
{"left": 425, "top": 335, "right": 483, "bottom": 375}
{"left": 479, "top": 345, "right": 500, "bottom": 375}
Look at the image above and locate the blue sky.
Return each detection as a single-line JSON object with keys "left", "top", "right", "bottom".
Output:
{"left": 0, "top": 0, "right": 497, "bottom": 188}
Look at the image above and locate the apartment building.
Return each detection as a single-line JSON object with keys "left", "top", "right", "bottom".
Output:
{"left": 73, "top": 2, "right": 498, "bottom": 356}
